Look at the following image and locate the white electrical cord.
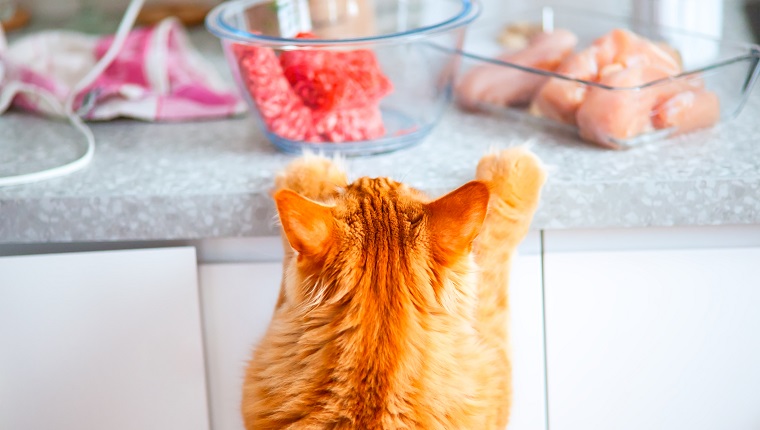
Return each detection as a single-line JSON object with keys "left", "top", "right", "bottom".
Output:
{"left": 0, "top": 0, "right": 146, "bottom": 187}
{"left": 0, "top": 81, "right": 96, "bottom": 186}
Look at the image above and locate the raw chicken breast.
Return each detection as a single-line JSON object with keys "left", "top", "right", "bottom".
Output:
{"left": 595, "top": 29, "right": 681, "bottom": 74}
{"left": 576, "top": 65, "right": 672, "bottom": 147}
{"left": 456, "top": 29, "right": 578, "bottom": 109}
{"left": 652, "top": 89, "right": 720, "bottom": 134}
{"left": 529, "top": 47, "right": 599, "bottom": 124}
{"left": 578, "top": 67, "right": 718, "bottom": 147}
{"left": 531, "top": 28, "right": 683, "bottom": 126}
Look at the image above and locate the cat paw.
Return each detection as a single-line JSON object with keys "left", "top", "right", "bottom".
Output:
{"left": 476, "top": 147, "right": 547, "bottom": 212}
{"left": 274, "top": 154, "right": 348, "bottom": 203}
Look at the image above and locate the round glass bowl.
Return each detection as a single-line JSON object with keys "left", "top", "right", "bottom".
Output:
{"left": 206, "top": 0, "right": 480, "bottom": 156}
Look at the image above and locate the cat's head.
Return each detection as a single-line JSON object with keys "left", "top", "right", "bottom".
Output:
{"left": 274, "top": 177, "right": 490, "bottom": 310}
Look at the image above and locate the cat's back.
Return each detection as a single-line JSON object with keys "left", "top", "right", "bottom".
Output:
{"left": 242, "top": 303, "right": 495, "bottom": 430}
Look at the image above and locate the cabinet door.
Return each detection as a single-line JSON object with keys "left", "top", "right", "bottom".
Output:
{"left": 507, "top": 235, "right": 548, "bottom": 430}
{"left": 199, "top": 262, "right": 282, "bottom": 430}
{"left": 543, "top": 244, "right": 760, "bottom": 430}
{"left": 199, "top": 233, "right": 546, "bottom": 430}
{"left": 0, "top": 247, "right": 209, "bottom": 430}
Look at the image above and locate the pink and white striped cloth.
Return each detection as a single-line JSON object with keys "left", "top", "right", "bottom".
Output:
{"left": 1, "top": 18, "right": 245, "bottom": 121}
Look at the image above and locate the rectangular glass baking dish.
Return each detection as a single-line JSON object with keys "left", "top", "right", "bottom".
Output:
{"left": 454, "top": 4, "right": 760, "bottom": 149}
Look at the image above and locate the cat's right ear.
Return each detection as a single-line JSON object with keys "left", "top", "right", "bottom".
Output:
{"left": 274, "top": 189, "right": 334, "bottom": 257}
{"left": 426, "top": 181, "right": 490, "bottom": 260}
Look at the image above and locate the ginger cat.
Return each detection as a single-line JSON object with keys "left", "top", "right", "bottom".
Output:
{"left": 242, "top": 147, "right": 546, "bottom": 430}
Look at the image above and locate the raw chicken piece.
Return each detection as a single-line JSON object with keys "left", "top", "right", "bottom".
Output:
{"left": 456, "top": 29, "right": 578, "bottom": 110}
{"left": 649, "top": 75, "right": 708, "bottom": 108}
{"left": 531, "top": 28, "right": 682, "bottom": 125}
{"left": 652, "top": 89, "right": 720, "bottom": 134}
{"left": 597, "top": 29, "right": 681, "bottom": 74}
{"left": 529, "top": 47, "right": 599, "bottom": 124}
{"left": 576, "top": 65, "right": 672, "bottom": 148}
{"left": 578, "top": 68, "right": 716, "bottom": 147}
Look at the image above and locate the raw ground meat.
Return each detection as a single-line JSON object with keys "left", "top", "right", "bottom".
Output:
{"left": 232, "top": 34, "right": 392, "bottom": 143}
{"left": 313, "top": 105, "right": 385, "bottom": 142}
{"left": 232, "top": 44, "right": 315, "bottom": 141}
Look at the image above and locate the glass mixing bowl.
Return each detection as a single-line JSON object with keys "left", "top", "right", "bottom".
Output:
{"left": 206, "top": 0, "right": 480, "bottom": 156}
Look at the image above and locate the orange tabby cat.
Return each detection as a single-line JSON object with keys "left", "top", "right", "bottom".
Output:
{"left": 242, "top": 148, "right": 546, "bottom": 429}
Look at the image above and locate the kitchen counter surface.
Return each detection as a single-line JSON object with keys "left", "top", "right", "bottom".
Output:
{"left": 1, "top": 30, "right": 760, "bottom": 244}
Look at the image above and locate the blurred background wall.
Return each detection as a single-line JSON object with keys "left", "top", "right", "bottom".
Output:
{"left": 14, "top": 0, "right": 760, "bottom": 42}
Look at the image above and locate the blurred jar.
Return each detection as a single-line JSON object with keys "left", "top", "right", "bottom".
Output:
{"left": 243, "top": 0, "right": 378, "bottom": 38}
{"left": 307, "top": 0, "right": 377, "bottom": 38}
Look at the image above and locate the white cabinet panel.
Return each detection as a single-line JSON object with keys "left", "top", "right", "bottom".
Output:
{"left": 508, "top": 250, "right": 548, "bottom": 430}
{"left": 199, "top": 263, "right": 282, "bottom": 430}
{"left": 0, "top": 247, "right": 209, "bottom": 430}
{"left": 543, "top": 245, "right": 760, "bottom": 430}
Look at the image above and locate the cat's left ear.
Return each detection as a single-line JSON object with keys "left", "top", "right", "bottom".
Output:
{"left": 275, "top": 189, "right": 334, "bottom": 257}
{"left": 426, "top": 181, "right": 490, "bottom": 257}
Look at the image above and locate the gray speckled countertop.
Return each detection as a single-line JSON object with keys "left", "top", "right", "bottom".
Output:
{"left": 1, "top": 27, "right": 760, "bottom": 244}
{"left": 2, "top": 92, "right": 760, "bottom": 244}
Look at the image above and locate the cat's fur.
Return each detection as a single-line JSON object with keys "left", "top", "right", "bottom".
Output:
{"left": 242, "top": 148, "right": 546, "bottom": 430}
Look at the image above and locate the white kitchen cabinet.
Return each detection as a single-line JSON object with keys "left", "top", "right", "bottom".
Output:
{"left": 543, "top": 231, "right": 760, "bottom": 430}
{"left": 0, "top": 247, "right": 209, "bottom": 430}
{"left": 199, "top": 262, "right": 283, "bottom": 430}
{"left": 505, "top": 244, "right": 548, "bottom": 430}
{"left": 198, "top": 232, "right": 547, "bottom": 430}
